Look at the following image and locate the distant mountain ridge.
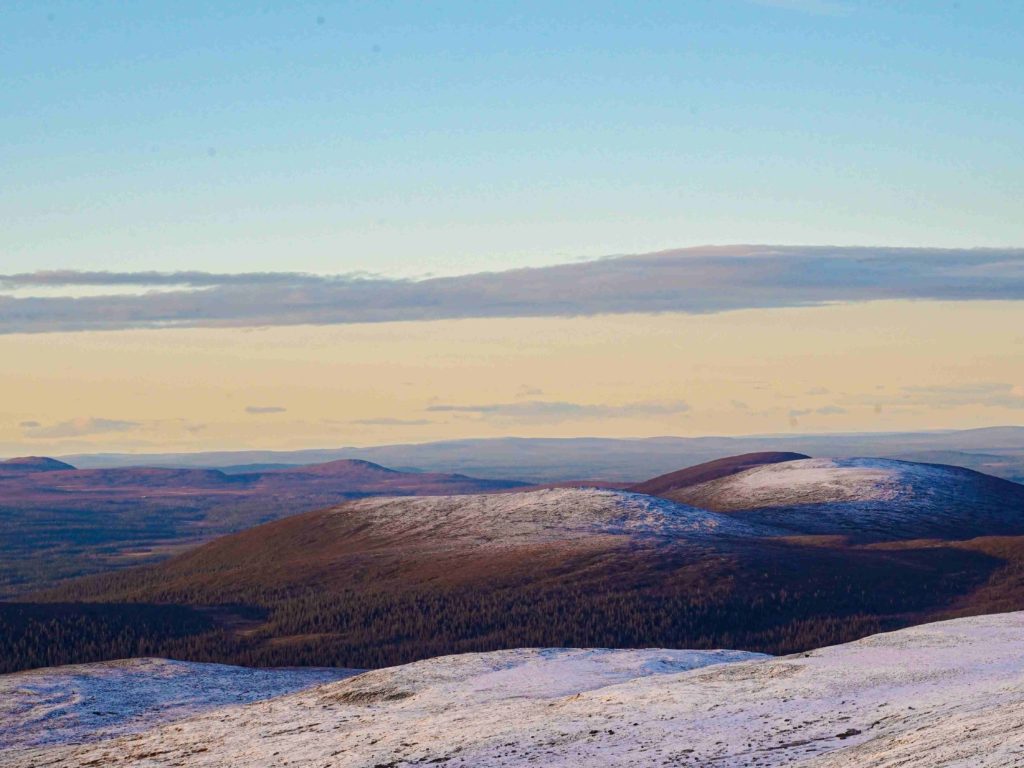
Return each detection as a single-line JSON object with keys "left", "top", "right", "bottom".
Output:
{"left": 50, "top": 425, "right": 1024, "bottom": 483}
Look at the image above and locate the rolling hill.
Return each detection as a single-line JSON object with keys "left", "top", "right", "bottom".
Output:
{"left": 0, "top": 457, "right": 526, "bottom": 597}
{"left": 17, "top": 455, "right": 1024, "bottom": 673}
{"left": 660, "top": 457, "right": 1024, "bottom": 540}
{"left": 628, "top": 451, "right": 809, "bottom": 496}
{"left": 0, "top": 456, "right": 76, "bottom": 474}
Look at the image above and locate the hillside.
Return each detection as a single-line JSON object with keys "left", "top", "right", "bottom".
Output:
{"left": 662, "top": 457, "right": 1024, "bottom": 540}
{"left": 629, "top": 451, "right": 809, "bottom": 496}
{"left": 7, "top": 612, "right": 1024, "bottom": 767}
{"left": 22, "top": 461, "right": 1024, "bottom": 672}
{"left": 0, "top": 457, "right": 525, "bottom": 597}
{"left": 0, "top": 456, "right": 76, "bottom": 474}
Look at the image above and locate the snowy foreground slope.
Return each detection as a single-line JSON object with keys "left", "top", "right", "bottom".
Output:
{"left": 7, "top": 613, "right": 1024, "bottom": 767}
{"left": 0, "top": 659, "right": 359, "bottom": 752}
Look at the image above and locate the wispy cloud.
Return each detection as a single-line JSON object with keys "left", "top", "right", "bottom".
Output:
{"left": 0, "top": 270, "right": 363, "bottom": 287}
{"left": 815, "top": 405, "right": 847, "bottom": 415}
{"left": 425, "top": 399, "right": 690, "bottom": 423}
{"left": 899, "top": 382, "right": 1024, "bottom": 410}
{"left": 516, "top": 385, "right": 545, "bottom": 398}
{"left": 350, "top": 417, "right": 433, "bottom": 426}
{"left": 786, "top": 404, "right": 847, "bottom": 425}
{"left": 245, "top": 405, "right": 287, "bottom": 414}
{"left": 21, "top": 417, "right": 141, "bottom": 438}
{"left": 3, "top": 246, "right": 1024, "bottom": 334}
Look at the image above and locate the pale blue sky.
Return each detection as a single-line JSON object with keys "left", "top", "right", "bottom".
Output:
{"left": 3, "top": 1, "right": 1023, "bottom": 277}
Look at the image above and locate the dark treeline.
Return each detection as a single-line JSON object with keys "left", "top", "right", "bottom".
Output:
{"left": 3, "top": 538, "right": 1004, "bottom": 673}
{"left": 0, "top": 602, "right": 212, "bottom": 673}
{"left": 0, "top": 589, "right": 883, "bottom": 673}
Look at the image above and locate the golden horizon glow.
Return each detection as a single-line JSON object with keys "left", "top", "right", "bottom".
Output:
{"left": 2, "top": 299, "right": 1022, "bottom": 457}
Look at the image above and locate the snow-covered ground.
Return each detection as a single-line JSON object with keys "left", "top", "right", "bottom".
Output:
{"left": 341, "top": 487, "right": 777, "bottom": 546}
{"left": 691, "top": 457, "right": 973, "bottom": 506}
{"left": 8, "top": 612, "right": 1024, "bottom": 767}
{"left": 0, "top": 658, "right": 359, "bottom": 752}
{"left": 673, "top": 457, "right": 1024, "bottom": 539}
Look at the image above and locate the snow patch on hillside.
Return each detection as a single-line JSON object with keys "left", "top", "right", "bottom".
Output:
{"left": 723, "top": 457, "right": 959, "bottom": 504}
{"left": 675, "top": 457, "right": 1024, "bottom": 538}
{"left": 341, "top": 488, "right": 777, "bottom": 544}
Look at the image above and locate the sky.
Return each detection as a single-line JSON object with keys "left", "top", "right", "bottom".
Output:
{"left": 2, "top": 2, "right": 1023, "bottom": 455}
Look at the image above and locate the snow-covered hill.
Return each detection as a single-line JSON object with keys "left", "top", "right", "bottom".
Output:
{"left": 7, "top": 612, "right": 1024, "bottom": 767}
{"left": 340, "top": 487, "right": 778, "bottom": 545}
{"left": 667, "top": 457, "right": 1024, "bottom": 540}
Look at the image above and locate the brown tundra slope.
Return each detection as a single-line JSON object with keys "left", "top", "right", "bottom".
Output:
{"left": 17, "top": 455, "right": 1024, "bottom": 673}
{"left": 0, "top": 456, "right": 526, "bottom": 597}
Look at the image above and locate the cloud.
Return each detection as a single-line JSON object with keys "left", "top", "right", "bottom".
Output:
{"left": 245, "top": 406, "right": 287, "bottom": 414}
{"left": 786, "top": 406, "right": 847, "bottom": 425}
{"left": 899, "top": 383, "right": 1024, "bottom": 410}
{"left": 0, "top": 270, "right": 350, "bottom": 287}
{"left": 3, "top": 246, "right": 1024, "bottom": 334}
{"left": 425, "top": 399, "right": 690, "bottom": 423}
{"left": 22, "top": 417, "right": 141, "bottom": 438}
{"left": 18, "top": 420, "right": 41, "bottom": 428}
{"left": 350, "top": 417, "right": 433, "bottom": 426}
{"left": 806, "top": 386, "right": 830, "bottom": 396}
{"left": 829, "top": 382, "right": 1024, "bottom": 414}
{"left": 516, "top": 385, "right": 545, "bottom": 398}
{"left": 815, "top": 405, "right": 847, "bottom": 415}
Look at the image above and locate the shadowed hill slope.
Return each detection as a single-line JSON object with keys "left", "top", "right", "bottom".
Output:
{"left": 630, "top": 451, "right": 809, "bottom": 496}
{"left": 0, "top": 456, "right": 77, "bottom": 474}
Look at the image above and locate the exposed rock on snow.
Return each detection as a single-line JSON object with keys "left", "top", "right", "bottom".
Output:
{"left": 0, "top": 658, "right": 358, "bottom": 751}
{"left": 669, "top": 457, "right": 1024, "bottom": 539}
{"left": 8, "top": 612, "right": 1024, "bottom": 767}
